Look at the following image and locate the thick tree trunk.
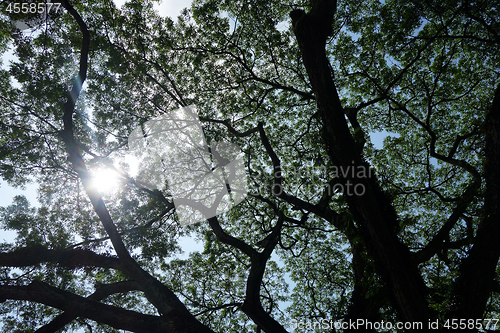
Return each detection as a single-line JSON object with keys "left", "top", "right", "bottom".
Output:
{"left": 344, "top": 242, "right": 383, "bottom": 332}
{"left": 450, "top": 84, "right": 500, "bottom": 327}
{"left": 290, "top": 2, "right": 434, "bottom": 328}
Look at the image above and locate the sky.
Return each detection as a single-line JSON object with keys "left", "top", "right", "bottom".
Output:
{"left": 114, "top": 0, "right": 193, "bottom": 18}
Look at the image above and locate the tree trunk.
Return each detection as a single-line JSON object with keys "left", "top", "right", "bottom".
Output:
{"left": 290, "top": 2, "right": 435, "bottom": 328}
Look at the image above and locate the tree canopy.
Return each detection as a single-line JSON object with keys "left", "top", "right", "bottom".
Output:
{"left": 1, "top": 0, "right": 499, "bottom": 332}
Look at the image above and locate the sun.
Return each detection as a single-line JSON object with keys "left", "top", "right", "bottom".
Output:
{"left": 90, "top": 167, "right": 122, "bottom": 194}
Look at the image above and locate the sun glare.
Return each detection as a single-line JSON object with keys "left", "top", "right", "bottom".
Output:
{"left": 91, "top": 167, "right": 121, "bottom": 194}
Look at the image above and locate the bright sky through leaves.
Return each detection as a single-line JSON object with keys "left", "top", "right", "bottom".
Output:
{"left": 90, "top": 167, "right": 122, "bottom": 194}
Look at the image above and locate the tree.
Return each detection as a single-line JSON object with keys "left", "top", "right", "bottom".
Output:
{"left": 1, "top": 0, "right": 499, "bottom": 331}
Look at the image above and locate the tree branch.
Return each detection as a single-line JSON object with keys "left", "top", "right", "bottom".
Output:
{"left": 34, "top": 281, "right": 141, "bottom": 333}
{"left": 257, "top": 122, "right": 353, "bottom": 234}
{"left": 0, "top": 280, "right": 164, "bottom": 333}
{"left": 0, "top": 245, "right": 121, "bottom": 271}
{"left": 205, "top": 207, "right": 287, "bottom": 332}
{"left": 414, "top": 179, "right": 481, "bottom": 263}
{"left": 199, "top": 117, "right": 260, "bottom": 137}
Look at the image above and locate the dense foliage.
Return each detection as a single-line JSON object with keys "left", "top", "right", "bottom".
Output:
{"left": 1, "top": 0, "right": 499, "bottom": 332}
